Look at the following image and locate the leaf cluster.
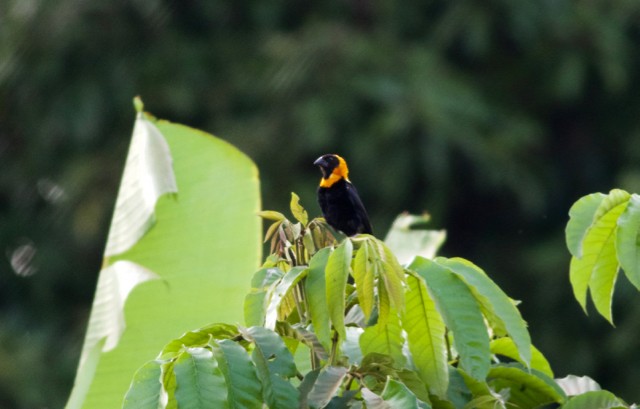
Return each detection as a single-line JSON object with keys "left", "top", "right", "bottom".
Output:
{"left": 566, "top": 189, "right": 640, "bottom": 323}
{"left": 124, "top": 195, "right": 638, "bottom": 408}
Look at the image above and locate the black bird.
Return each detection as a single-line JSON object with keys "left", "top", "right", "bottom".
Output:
{"left": 314, "top": 154, "right": 373, "bottom": 236}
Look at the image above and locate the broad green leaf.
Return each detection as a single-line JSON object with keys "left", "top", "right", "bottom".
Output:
{"left": 384, "top": 213, "right": 447, "bottom": 265}
{"left": 490, "top": 338, "right": 552, "bottom": 378}
{"left": 488, "top": 364, "right": 566, "bottom": 408}
{"left": 306, "top": 248, "right": 333, "bottom": 351}
{"left": 326, "top": 239, "right": 353, "bottom": 341}
{"left": 67, "top": 111, "right": 261, "bottom": 409}
{"left": 161, "top": 323, "right": 239, "bottom": 357}
{"left": 410, "top": 257, "right": 490, "bottom": 381}
{"left": 437, "top": 257, "right": 531, "bottom": 367}
{"left": 244, "top": 268, "right": 284, "bottom": 327}
{"left": 555, "top": 374, "right": 601, "bottom": 396}
{"left": 396, "top": 370, "right": 432, "bottom": 404}
{"left": 566, "top": 193, "right": 606, "bottom": 258}
{"left": 173, "top": 347, "right": 229, "bottom": 409}
{"left": 570, "top": 190, "right": 629, "bottom": 322}
{"left": 402, "top": 273, "right": 448, "bottom": 397}
{"left": 306, "top": 366, "right": 348, "bottom": 408}
{"left": 360, "top": 311, "right": 406, "bottom": 368}
{"left": 447, "top": 367, "right": 473, "bottom": 409}
{"left": 241, "top": 327, "right": 299, "bottom": 408}
{"left": 242, "top": 326, "right": 297, "bottom": 377}
{"left": 378, "top": 240, "right": 407, "bottom": 313}
{"left": 265, "top": 266, "right": 307, "bottom": 330}
{"left": 456, "top": 369, "right": 497, "bottom": 408}
{"left": 560, "top": 390, "right": 627, "bottom": 409}
{"left": 122, "top": 360, "right": 163, "bottom": 409}
{"left": 380, "top": 378, "right": 428, "bottom": 409}
{"left": 211, "top": 339, "right": 263, "bottom": 409}
{"left": 353, "top": 241, "right": 375, "bottom": 321}
{"left": 290, "top": 192, "right": 309, "bottom": 226}
{"left": 616, "top": 194, "right": 640, "bottom": 290}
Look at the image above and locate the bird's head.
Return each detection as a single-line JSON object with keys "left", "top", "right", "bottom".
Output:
{"left": 314, "top": 154, "right": 350, "bottom": 188}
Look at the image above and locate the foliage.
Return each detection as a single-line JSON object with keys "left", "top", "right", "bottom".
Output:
{"left": 123, "top": 195, "right": 637, "bottom": 408}
{"left": 566, "top": 189, "right": 640, "bottom": 323}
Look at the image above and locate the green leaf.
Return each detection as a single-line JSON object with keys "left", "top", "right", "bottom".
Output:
{"left": 560, "top": 390, "right": 627, "bottom": 409}
{"left": 161, "top": 360, "right": 177, "bottom": 409}
{"left": 258, "top": 210, "right": 286, "bottom": 221}
{"left": 290, "top": 192, "right": 309, "bottom": 226}
{"left": 488, "top": 363, "right": 566, "bottom": 408}
{"left": 306, "top": 248, "right": 333, "bottom": 351}
{"left": 384, "top": 213, "right": 447, "bottom": 265}
{"left": 566, "top": 193, "right": 606, "bottom": 258}
{"left": 616, "top": 194, "right": 640, "bottom": 290}
{"left": 490, "top": 337, "right": 553, "bottom": 378}
{"left": 360, "top": 311, "right": 406, "bottom": 368}
{"left": 211, "top": 339, "right": 263, "bottom": 409}
{"left": 361, "top": 387, "right": 389, "bottom": 409}
{"left": 161, "top": 323, "right": 239, "bottom": 357}
{"left": 242, "top": 326, "right": 297, "bottom": 377}
{"left": 570, "top": 190, "right": 629, "bottom": 322}
{"left": 380, "top": 378, "right": 428, "bottom": 409}
{"left": 396, "top": 369, "right": 432, "bottom": 405}
{"left": 244, "top": 268, "right": 284, "bottom": 327}
{"left": 410, "top": 257, "right": 490, "bottom": 381}
{"left": 402, "top": 273, "right": 448, "bottom": 398}
{"left": 122, "top": 360, "right": 163, "bottom": 409}
{"left": 265, "top": 266, "right": 307, "bottom": 329}
{"left": 275, "top": 321, "right": 329, "bottom": 362}
{"left": 67, "top": 112, "right": 261, "bottom": 409}
{"left": 378, "top": 240, "right": 407, "bottom": 313}
{"left": 437, "top": 257, "right": 531, "bottom": 367}
{"left": 353, "top": 241, "right": 376, "bottom": 321}
{"left": 241, "top": 327, "right": 299, "bottom": 409}
{"left": 377, "top": 274, "right": 391, "bottom": 327}
{"left": 306, "top": 366, "right": 348, "bottom": 408}
{"left": 326, "top": 239, "right": 353, "bottom": 341}
{"left": 298, "top": 369, "right": 321, "bottom": 409}
{"left": 173, "top": 347, "right": 229, "bottom": 409}
{"left": 447, "top": 367, "right": 473, "bottom": 408}
{"left": 360, "top": 353, "right": 397, "bottom": 392}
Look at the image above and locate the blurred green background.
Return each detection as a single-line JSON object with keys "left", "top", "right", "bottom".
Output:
{"left": 2, "top": 1, "right": 640, "bottom": 408}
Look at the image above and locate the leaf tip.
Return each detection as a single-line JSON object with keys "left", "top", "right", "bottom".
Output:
{"left": 133, "top": 96, "right": 144, "bottom": 113}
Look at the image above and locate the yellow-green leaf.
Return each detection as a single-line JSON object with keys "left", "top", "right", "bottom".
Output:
{"left": 290, "top": 192, "right": 309, "bottom": 226}
{"left": 570, "top": 190, "right": 629, "bottom": 323}
{"left": 325, "top": 240, "right": 353, "bottom": 341}
{"left": 402, "top": 273, "right": 448, "bottom": 397}
{"left": 353, "top": 241, "right": 376, "bottom": 321}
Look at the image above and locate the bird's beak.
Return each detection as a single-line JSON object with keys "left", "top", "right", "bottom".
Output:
{"left": 313, "top": 156, "right": 328, "bottom": 168}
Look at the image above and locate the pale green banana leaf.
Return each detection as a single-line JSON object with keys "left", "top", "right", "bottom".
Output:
{"left": 66, "top": 103, "right": 261, "bottom": 409}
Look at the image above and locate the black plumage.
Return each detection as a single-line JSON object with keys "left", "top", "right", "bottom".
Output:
{"left": 314, "top": 154, "right": 373, "bottom": 236}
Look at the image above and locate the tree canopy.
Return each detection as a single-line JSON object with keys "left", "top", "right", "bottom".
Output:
{"left": 2, "top": 1, "right": 640, "bottom": 407}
